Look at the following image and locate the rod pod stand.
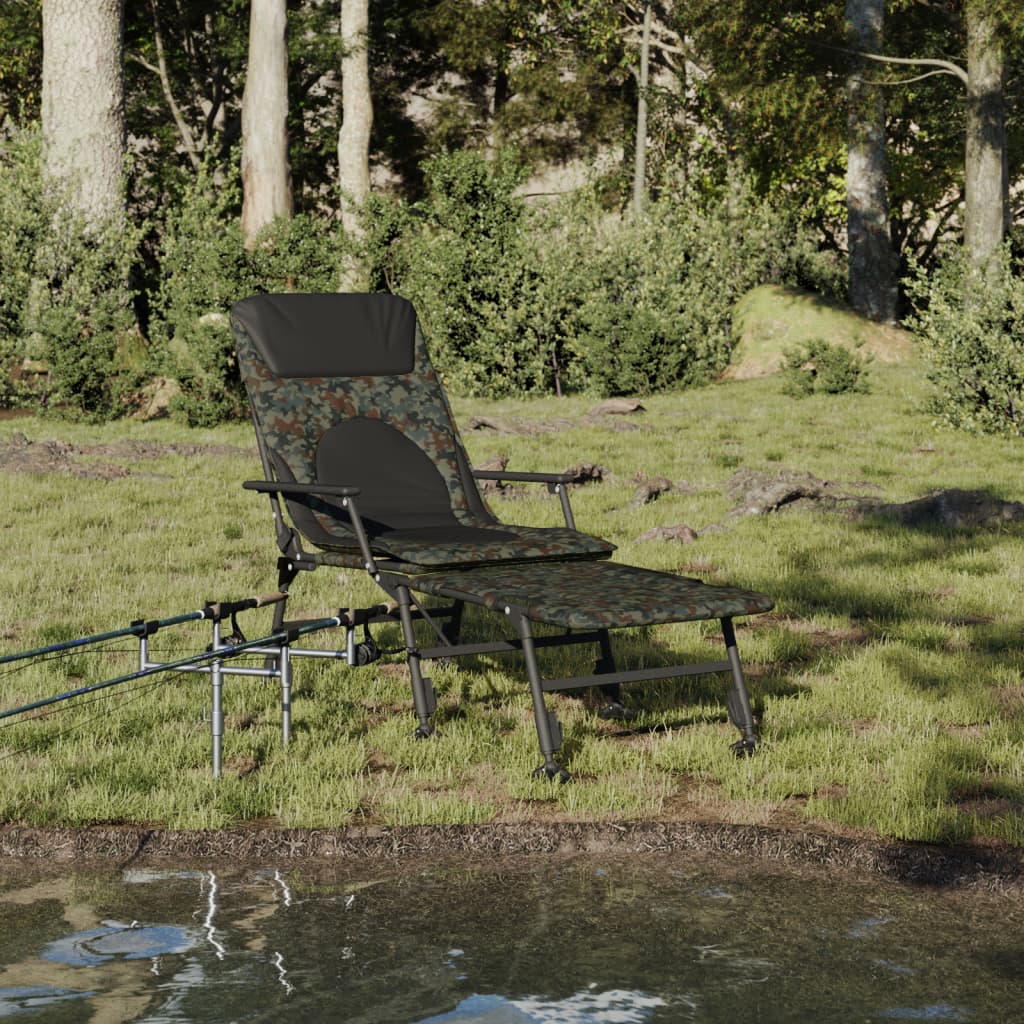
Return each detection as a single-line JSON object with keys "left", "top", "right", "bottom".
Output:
{"left": 0, "top": 592, "right": 397, "bottom": 777}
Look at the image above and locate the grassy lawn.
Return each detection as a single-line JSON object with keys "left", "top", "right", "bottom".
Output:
{"left": 0, "top": 356, "right": 1022, "bottom": 846}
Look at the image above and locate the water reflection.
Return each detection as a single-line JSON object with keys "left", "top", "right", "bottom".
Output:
{"left": 415, "top": 989, "right": 671, "bottom": 1023}
{"left": 0, "top": 853, "right": 1020, "bottom": 1023}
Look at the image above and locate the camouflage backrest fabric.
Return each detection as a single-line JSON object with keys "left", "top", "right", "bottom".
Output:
{"left": 231, "top": 293, "right": 489, "bottom": 544}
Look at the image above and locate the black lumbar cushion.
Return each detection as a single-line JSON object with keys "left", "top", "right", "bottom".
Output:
{"left": 316, "top": 417, "right": 457, "bottom": 533}
{"left": 233, "top": 293, "right": 417, "bottom": 378}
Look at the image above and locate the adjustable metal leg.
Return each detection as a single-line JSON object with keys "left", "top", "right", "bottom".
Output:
{"left": 272, "top": 558, "right": 299, "bottom": 632}
{"left": 211, "top": 657, "right": 224, "bottom": 779}
{"left": 721, "top": 617, "right": 759, "bottom": 755}
{"left": 442, "top": 599, "right": 465, "bottom": 645}
{"left": 594, "top": 628, "right": 634, "bottom": 720}
{"left": 514, "top": 613, "right": 570, "bottom": 783}
{"left": 279, "top": 643, "right": 292, "bottom": 747}
{"left": 395, "top": 584, "right": 437, "bottom": 738}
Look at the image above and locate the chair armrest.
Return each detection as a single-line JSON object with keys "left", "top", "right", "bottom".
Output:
{"left": 471, "top": 470, "right": 578, "bottom": 531}
{"left": 243, "top": 480, "right": 361, "bottom": 498}
{"left": 471, "top": 469, "right": 575, "bottom": 485}
{"left": 243, "top": 480, "right": 380, "bottom": 572}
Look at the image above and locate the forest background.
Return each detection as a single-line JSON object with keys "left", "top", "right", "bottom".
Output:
{"left": 0, "top": 0, "right": 1022, "bottom": 433}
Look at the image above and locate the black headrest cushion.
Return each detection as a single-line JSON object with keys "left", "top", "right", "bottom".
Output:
{"left": 231, "top": 293, "right": 417, "bottom": 378}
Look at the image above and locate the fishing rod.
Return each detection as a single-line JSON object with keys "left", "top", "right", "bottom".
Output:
{"left": 0, "top": 592, "right": 288, "bottom": 669}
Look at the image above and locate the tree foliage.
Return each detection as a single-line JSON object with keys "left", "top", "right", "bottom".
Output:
{"left": 0, "top": 0, "right": 1021, "bottom": 426}
{"left": 0, "top": 0, "right": 41, "bottom": 124}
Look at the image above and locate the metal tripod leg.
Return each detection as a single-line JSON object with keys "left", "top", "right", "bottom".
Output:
{"left": 721, "top": 617, "right": 759, "bottom": 755}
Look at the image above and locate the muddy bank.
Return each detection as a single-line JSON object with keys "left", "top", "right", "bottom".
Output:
{"left": 1, "top": 821, "right": 1021, "bottom": 894}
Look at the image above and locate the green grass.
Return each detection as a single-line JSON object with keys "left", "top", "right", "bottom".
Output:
{"left": 0, "top": 359, "right": 1023, "bottom": 845}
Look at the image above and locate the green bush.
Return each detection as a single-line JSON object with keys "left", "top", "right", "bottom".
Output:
{"left": 364, "top": 154, "right": 838, "bottom": 399}
{"left": 535, "top": 182, "right": 839, "bottom": 396}
{"left": 0, "top": 127, "right": 142, "bottom": 420}
{"left": 0, "top": 134, "right": 848, "bottom": 421}
{"left": 781, "top": 338, "right": 869, "bottom": 397}
{"left": 147, "top": 166, "right": 254, "bottom": 426}
{"left": 149, "top": 165, "right": 344, "bottom": 426}
{"left": 369, "top": 150, "right": 559, "bottom": 396}
{"left": 0, "top": 128, "right": 46, "bottom": 408}
{"left": 907, "top": 245, "right": 1024, "bottom": 436}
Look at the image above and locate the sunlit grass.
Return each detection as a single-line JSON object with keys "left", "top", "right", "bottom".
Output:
{"left": 0, "top": 360, "right": 1023, "bottom": 844}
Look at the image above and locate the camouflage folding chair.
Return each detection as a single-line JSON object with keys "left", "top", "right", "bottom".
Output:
{"left": 231, "top": 293, "right": 774, "bottom": 780}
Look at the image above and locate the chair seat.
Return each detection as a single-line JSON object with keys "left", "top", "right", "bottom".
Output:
{"left": 376, "top": 522, "right": 615, "bottom": 566}
{"left": 412, "top": 560, "right": 774, "bottom": 630}
{"left": 318, "top": 522, "right": 616, "bottom": 568}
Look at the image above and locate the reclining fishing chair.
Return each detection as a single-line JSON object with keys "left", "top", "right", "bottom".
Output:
{"left": 231, "top": 293, "right": 773, "bottom": 780}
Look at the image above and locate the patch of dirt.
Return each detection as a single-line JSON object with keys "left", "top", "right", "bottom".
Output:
{"left": 637, "top": 524, "right": 699, "bottom": 543}
{"left": 752, "top": 612, "right": 873, "bottom": 650}
{"left": 0, "top": 432, "right": 255, "bottom": 481}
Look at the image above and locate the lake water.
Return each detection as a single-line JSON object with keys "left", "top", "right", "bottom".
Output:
{"left": 0, "top": 852, "right": 1020, "bottom": 1022}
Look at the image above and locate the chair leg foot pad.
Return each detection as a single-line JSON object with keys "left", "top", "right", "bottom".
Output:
{"left": 532, "top": 763, "right": 571, "bottom": 784}
{"left": 731, "top": 735, "right": 759, "bottom": 757}
{"left": 597, "top": 700, "right": 637, "bottom": 722}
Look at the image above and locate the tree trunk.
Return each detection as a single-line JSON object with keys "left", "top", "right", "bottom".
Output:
{"left": 338, "top": 0, "right": 372, "bottom": 289}
{"left": 964, "top": 3, "right": 1008, "bottom": 268}
{"left": 41, "top": 0, "right": 125, "bottom": 229}
{"left": 632, "top": 3, "right": 652, "bottom": 216}
{"left": 241, "top": 0, "right": 292, "bottom": 249}
{"left": 845, "top": 0, "right": 897, "bottom": 323}
{"left": 338, "top": 0, "right": 372, "bottom": 236}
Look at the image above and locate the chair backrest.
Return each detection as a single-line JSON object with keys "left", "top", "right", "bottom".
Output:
{"left": 231, "top": 293, "right": 493, "bottom": 545}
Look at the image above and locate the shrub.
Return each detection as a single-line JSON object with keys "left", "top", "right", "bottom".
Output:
{"left": 907, "top": 245, "right": 1024, "bottom": 436}
{"left": 147, "top": 166, "right": 254, "bottom": 426}
{"left": 374, "top": 150, "right": 558, "bottom": 396}
{"left": 0, "top": 128, "right": 47, "bottom": 408}
{"left": 541, "top": 182, "right": 836, "bottom": 396}
{"left": 781, "top": 338, "right": 869, "bottom": 397}
{"left": 0, "top": 127, "right": 143, "bottom": 420}
{"left": 364, "top": 155, "right": 837, "bottom": 400}
{"left": 149, "top": 165, "right": 344, "bottom": 426}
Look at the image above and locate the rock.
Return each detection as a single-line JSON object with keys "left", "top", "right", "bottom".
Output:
{"left": 132, "top": 376, "right": 181, "bottom": 421}
{"left": 466, "top": 416, "right": 572, "bottom": 436}
{"left": 589, "top": 398, "right": 646, "bottom": 417}
{"left": 561, "top": 462, "right": 608, "bottom": 486}
{"left": 725, "top": 468, "right": 870, "bottom": 515}
{"left": 628, "top": 475, "right": 675, "bottom": 509}
{"left": 724, "top": 469, "right": 1024, "bottom": 531}
{"left": 475, "top": 456, "right": 510, "bottom": 494}
{"left": 636, "top": 524, "right": 699, "bottom": 543}
{"left": 862, "top": 489, "right": 1024, "bottom": 528}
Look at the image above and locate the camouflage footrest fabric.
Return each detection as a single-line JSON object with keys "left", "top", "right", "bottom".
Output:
{"left": 411, "top": 561, "right": 774, "bottom": 630}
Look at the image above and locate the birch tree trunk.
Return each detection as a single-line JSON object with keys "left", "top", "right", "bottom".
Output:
{"left": 845, "top": 0, "right": 897, "bottom": 323}
{"left": 41, "top": 0, "right": 125, "bottom": 229}
{"left": 241, "top": 0, "right": 292, "bottom": 249}
{"left": 964, "top": 3, "right": 1008, "bottom": 269}
{"left": 338, "top": 0, "right": 372, "bottom": 238}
